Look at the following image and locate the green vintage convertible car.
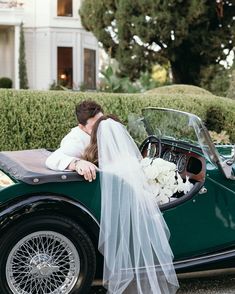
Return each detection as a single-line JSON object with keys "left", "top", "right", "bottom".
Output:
{"left": 0, "top": 108, "right": 234, "bottom": 294}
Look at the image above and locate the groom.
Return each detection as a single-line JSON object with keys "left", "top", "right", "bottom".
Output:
{"left": 46, "top": 100, "right": 103, "bottom": 182}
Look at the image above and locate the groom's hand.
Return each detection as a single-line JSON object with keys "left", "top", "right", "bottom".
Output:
{"left": 70, "top": 159, "right": 97, "bottom": 182}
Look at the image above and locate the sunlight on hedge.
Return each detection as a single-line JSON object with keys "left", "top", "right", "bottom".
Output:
{"left": 0, "top": 89, "right": 234, "bottom": 151}
{"left": 146, "top": 84, "right": 213, "bottom": 96}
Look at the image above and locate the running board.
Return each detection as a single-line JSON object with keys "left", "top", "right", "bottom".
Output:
{"left": 92, "top": 267, "right": 235, "bottom": 286}
{"left": 92, "top": 248, "right": 235, "bottom": 285}
{"left": 174, "top": 248, "right": 235, "bottom": 271}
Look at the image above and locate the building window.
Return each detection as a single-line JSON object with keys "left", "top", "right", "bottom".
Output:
{"left": 57, "top": 47, "right": 73, "bottom": 88}
{"left": 57, "top": 0, "right": 73, "bottom": 17}
{"left": 84, "top": 48, "right": 96, "bottom": 90}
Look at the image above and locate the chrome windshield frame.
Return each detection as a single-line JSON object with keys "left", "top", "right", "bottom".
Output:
{"left": 142, "top": 107, "right": 234, "bottom": 180}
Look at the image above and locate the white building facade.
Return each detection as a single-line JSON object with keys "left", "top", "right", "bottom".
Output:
{"left": 0, "top": 0, "right": 99, "bottom": 90}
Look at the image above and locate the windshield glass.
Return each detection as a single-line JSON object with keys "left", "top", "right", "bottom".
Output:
{"left": 142, "top": 108, "right": 199, "bottom": 144}
{"left": 128, "top": 108, "right": 221, "bottom": 166}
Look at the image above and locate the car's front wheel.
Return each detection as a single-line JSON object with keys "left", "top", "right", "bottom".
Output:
{"left": 0, "top": 214, "right": 96, "bottom": 294}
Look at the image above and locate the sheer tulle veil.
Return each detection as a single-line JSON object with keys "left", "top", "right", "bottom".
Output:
{"left": 97, "top": 118, "right": 179, "bottom": 294}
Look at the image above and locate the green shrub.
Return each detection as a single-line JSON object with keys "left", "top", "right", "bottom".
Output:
{"left": 0, "top": 89, "right": 234, "bottom": 151}
{"left": 205, "top": 105, "right": 225, "bottom": 133}
{"left": 49, "top": 81, "right": 66, "bottom": 91}
{"left": 145, "top": 84, "right": 213, "bottom": 96}
{"left": 0, "top": 77, "right": 12, "bottom": 89}
{"left": 99, "top": 64, "right": 163, "bottom": 93}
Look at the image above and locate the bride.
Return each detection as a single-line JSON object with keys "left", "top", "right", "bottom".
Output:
{"left": 82, "top": 115, "right": 179, "bottom": 294}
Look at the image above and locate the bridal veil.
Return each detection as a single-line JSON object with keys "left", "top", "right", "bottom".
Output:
{"left": 97, "top": 118, "right": 179, "bottom": 294}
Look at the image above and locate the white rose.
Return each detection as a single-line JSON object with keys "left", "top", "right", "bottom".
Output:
{"left": 141, "top": 157, "right": 152, "bottom": 167}
{"left": 183, "top": 176, "right": 194, "bottom": 194}
{"left": 144, "top": 165, "right": 159, "bottom": 179}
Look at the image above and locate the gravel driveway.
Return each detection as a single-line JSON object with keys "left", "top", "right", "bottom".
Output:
{"left": 89, "top": 275, "right": 235, "bottom": 293}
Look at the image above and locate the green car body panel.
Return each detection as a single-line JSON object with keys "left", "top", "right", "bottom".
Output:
{"left": 0, "top": 178, "right": 102, "bottom": 220}
{"left": 1, "top": 151, "right": 234, "bottom": 264}
{"left": 0, "top": 108, "right": 234, "bottom": 278}
{"left": 164, "top": 165, "right": 235, "bottom": 260}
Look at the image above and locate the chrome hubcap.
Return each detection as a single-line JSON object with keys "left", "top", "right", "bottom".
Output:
{"left": 6, "top": 231, "right": 80, "bottom": 294}
{"left": 29, "top": 253, "right": 60, "bottom": 276}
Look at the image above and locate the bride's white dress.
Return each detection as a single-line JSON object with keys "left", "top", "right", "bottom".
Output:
{"left": 97, "top": 119, "right": 179, "bottom": 294}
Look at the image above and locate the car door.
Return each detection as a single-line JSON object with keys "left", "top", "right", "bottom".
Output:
{"left": 163, "top": 165, "right": 235, "bottom": 260}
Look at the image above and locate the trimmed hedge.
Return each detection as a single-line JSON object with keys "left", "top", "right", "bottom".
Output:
{"left": 145, "top": 84, "right": 213, "bottom": 96}
{"left": 0, "top": 89, "right": 234, "bottom": 151}
{"left": 0, "top": 77, "right": 12, "bottom": 89}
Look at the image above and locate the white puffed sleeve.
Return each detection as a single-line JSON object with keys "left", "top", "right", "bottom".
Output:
{"left": 45, "top": 127, "right": 90, "bottom": 171}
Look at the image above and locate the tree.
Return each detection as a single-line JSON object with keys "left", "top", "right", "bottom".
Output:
{"left": 19, "top": 22, "right": 29, "bottom": 89}
{"left": 80, "top": 0, "right": 235, "bottom": 85}
{"left": 200, "top": 64, "right": 231, "bottom": 96}
{"left": 227, "top": 61, "right": 235, "bottom": 99}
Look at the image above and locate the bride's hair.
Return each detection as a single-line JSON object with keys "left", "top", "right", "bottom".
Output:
{"left": 82, "top": 115, "right": 121, "bottom": 165}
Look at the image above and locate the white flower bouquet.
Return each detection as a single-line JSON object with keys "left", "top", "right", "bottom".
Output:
{"left": 141, "top": 157, "right": 193, "bottom": 205}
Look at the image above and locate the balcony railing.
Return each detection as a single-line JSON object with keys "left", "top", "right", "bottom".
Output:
{"left": 0, "top": 0, "right": 23, "bottom": 9}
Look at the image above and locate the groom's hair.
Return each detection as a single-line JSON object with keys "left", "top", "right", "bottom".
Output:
{"left": 75, "top": 100, "right": 103, "bottom": 125}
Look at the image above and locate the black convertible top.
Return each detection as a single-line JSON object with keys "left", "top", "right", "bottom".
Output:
{"left": 0, "top": 149, "right": 83, "bottom": 185}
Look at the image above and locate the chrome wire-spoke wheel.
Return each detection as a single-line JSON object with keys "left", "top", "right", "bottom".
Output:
{"left": 6, "top": 231, "right": 80, "bottom": 294}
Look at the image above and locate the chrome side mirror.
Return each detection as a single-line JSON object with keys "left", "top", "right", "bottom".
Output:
{"left": 221, "top": 146, "right": 235, "bottom": 180}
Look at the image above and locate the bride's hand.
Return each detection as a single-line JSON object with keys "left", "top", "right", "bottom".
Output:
{"left": 74, "top": 159, "right": 97, "bottom": 182}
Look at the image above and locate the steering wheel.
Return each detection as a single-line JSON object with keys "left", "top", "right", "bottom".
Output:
{"left": 139, "top": 135, "right": 162, "bottom": 159}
